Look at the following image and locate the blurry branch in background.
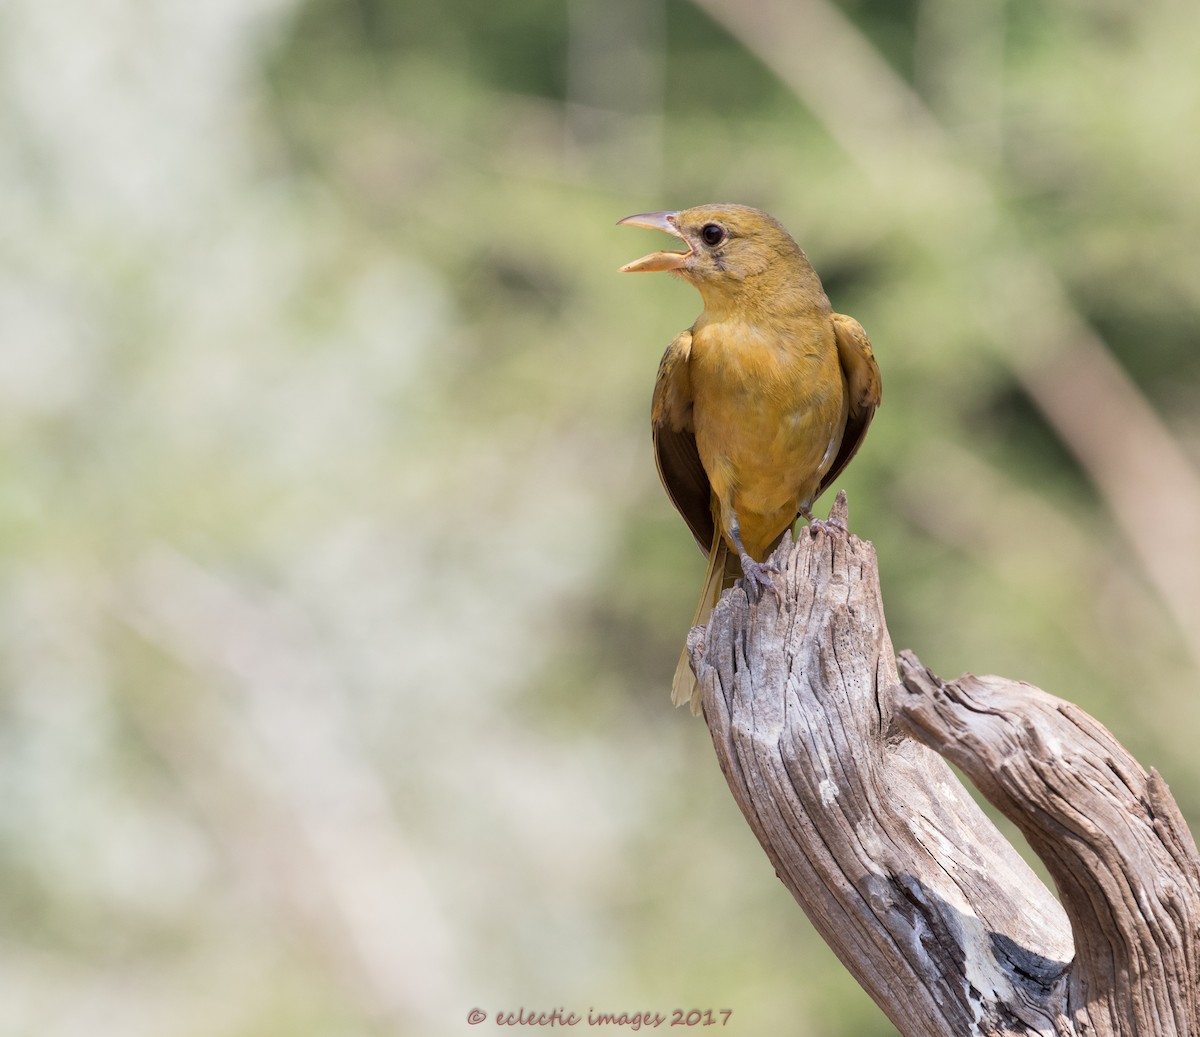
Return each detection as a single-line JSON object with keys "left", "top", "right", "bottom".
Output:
{"left": 900, "top": 441, "right": 1168, "bottom": 640}
{"left": 695, "top": 498, "right": 1200, "bottom": 1035}
{"left": 913, "top": 0, "right": 1005, "bottom": 163}
{"left": 689, "top": 0, "right": 1200, "bottom": 669}
{"left": 115, "top": 548, "right": 455, "bottom": 1033}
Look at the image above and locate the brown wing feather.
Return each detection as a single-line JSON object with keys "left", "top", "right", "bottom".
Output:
{"left": 651, "top": 331, "right": 714, "bottom": 555}
{"left": 817, "top": 312, "right": 882, "bottom": 499}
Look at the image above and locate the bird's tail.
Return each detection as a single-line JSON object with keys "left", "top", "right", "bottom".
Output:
{"left": 671, "top": 532, "right": 738, "bottom": 713}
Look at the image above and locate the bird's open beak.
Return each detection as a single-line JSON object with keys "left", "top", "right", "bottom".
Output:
{"left": 617, "top": 211, "right": 690, "bottom": 273}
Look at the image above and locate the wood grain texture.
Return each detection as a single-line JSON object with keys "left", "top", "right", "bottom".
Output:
{"left": 689, "top": 493, "right": 1200, "bottom": 1035}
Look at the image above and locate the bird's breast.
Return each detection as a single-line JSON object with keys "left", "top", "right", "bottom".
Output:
{"left": 689, "top": 317, "right": 841, "bottom": 435}
{"left": 688, "top": 316, "right": 847, "bottom": 550}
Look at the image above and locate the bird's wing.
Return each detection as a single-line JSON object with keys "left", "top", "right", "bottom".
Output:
{"left": 818, "top": 312, "right": 882, "bottom": 498}
{"left": 651, "top": 330, "right": 714, "bottom": 555}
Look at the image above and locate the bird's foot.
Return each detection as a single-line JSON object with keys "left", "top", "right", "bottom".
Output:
{"left": 802, "top": 508, "right": 847, "bottom": 537}
{"left": 738, "top": 552, "right": 783, "bottom": 602}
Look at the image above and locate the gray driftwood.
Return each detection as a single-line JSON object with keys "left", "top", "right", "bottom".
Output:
{"left": 688, "top": 492, "right": 1200, "bottom": 1036}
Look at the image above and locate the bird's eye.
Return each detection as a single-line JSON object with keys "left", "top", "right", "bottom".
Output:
{"left": 700, "top": 223, "right": 726, "bottom": 247}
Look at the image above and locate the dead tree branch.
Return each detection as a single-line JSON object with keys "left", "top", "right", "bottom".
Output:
{"left": 690, "top": 492, "right": 1200, "bottom": 1036}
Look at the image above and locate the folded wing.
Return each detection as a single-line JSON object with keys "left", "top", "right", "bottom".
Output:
{"left": 819, "top": 312, "right": 882, "bottom": 499}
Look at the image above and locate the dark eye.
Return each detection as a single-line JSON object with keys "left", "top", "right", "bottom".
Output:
{"left": 700, "top": 222, "right": 726, "bottom": 247}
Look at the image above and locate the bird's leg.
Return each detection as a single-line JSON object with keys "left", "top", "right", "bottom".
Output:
{"left": 801, "top": 504, "right": 847, "bottom": 536}
{"left": 728, "top": 513, "right": 783, "bottom": 602}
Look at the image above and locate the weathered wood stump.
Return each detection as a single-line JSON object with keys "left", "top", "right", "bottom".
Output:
{"left": 689, "top": 492, "right": 1200, "bottom": 1036}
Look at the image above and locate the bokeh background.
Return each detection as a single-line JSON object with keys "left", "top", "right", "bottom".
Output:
{"left": 3, "top": 0, "right": 1199, "bottom": 1034}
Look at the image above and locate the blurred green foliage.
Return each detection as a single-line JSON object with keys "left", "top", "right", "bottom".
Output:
{"left": 2, "top": 0, "right": 1199, "bottom": 1035}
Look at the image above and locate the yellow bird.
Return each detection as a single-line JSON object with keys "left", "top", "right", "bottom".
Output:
{"left": 619, "top": 203, "right": 881, "bottom": 711}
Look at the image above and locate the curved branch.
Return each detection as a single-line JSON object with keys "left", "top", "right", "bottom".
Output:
{"left": 896, "top": 655, "right": 1200, "bottom": 1035}
{"left": 692, "top": 493, "right": 1200, "bottom": 1035}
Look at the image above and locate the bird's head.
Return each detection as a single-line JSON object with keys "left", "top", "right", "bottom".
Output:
{"left": 618, "top": 203, "right": 818, "bottom": 312}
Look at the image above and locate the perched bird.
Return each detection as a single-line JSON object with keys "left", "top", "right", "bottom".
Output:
{"left": 619, "top": 203, "right": 881, "bottom": 711}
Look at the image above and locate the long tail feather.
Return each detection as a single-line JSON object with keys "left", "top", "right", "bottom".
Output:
{"left": 671, "top": 531, "right": 736, "bottom": 713}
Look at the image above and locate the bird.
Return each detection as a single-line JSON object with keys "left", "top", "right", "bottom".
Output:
{"left": 618, "top": 203, "right": 881, "bottom": 712}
